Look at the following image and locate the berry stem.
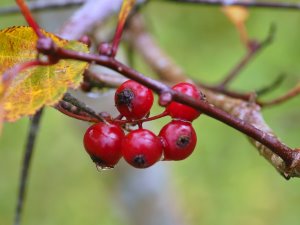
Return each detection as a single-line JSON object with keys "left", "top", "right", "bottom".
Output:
{"left": 113, "top": 111, "right": 169, "bottom": 125}
{"left": 140, "top": 110, "right": 169, "bottom": 123}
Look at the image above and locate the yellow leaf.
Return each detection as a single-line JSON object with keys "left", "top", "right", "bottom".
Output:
{"left": 0, "top": 26, "right": 89, "bottom": 122}
{"left": 222, "top": 6, "right": 248, "bottom": 26}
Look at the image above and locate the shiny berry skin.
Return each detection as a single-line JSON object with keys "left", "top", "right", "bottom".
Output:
{"left": 115, "top": 80, "right": 154, "bottom": 120}
{"left": 159, "top": 120, "right": 197, "bottom": 161}
{"left": 83, "top": 122, "right": 125, "bottom": 168}
{"left": 166, "top": 82, "right": 201, "bottom": 121}
{"left": 122, "top": 129, "right": 163, "bottom": 168}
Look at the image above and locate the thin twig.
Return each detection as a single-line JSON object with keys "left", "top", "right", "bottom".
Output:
{"left": 198, "top": 82, "right": 255, "bottom": 102}
{"left": 55, "top": 100, "right": 99, "bottom": 123}
{"left": 62, "top": 92, "right": 105, "bottom": 122}
{"left": 218, "top": 24, "right": 276, "bottom": 89}
{"left": 261, "top": 83, "right": 300, "bottom": 107}
{"left": 200, "top": 73, "right": 286, "bottom": 103}
{"left": 256, "top": 73, "right": 286, "bottom": 96}
{"left": 14, "top": 108, "right": 44, "bottom": 225}
{"left": 166, "top": 0, "right": 300, "bottom": 10}
{"left": 0, "top": 0, "right": 85, "bottom": 15}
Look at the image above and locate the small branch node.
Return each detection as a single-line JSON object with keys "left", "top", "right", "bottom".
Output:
{"left": 98, "top": 42, "right": 113, "bottom": 57}
{"left": 36, "top": 37, "right": 58, "bottom": 55}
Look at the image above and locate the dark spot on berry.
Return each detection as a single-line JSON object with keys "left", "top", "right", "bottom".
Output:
{"left": 133, "top": 154, "right": 146, "bottom": 167}
{"left": 90, "top": 154, "right": 103, "bottom": 164}
{"left": 90, "top": 155, "right": 113, "bottom": 168}
{"left": 116, "top": 88, "right": 134, "bottom": 110}
{"left": 176, "top": 135, "right": 190, "bottom": 148}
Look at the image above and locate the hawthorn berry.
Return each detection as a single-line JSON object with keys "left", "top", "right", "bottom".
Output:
{"left": 122, "top": 129, "right": 163, "bottom": 168}
{"left": 166, "top": 82, "right": 202, "bottom": 121}
{"left": 115, "top": 80, "right": 154, "bottom": 120}
{"left": 159, "top": 120, "right": 197, "bottom": 161}
{"left": 83, "top": 122, "right": 124, "bottom": 168}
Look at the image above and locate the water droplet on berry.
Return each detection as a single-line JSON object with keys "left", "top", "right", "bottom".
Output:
{"left": 95, "top": 164, "right": 114, "bottom": 172}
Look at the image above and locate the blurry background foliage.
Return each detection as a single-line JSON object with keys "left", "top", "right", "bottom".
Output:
{"left": 0, "top": 0, "right": 300, "bottom": 225}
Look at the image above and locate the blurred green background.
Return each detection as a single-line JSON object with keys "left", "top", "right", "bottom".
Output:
{"left": 1, "top": 1, "right": 300, "bottom": 225}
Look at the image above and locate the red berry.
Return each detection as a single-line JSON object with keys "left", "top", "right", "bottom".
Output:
{"left": 83, "top": 122, "right": 124, "bottom": 168}
{"left": 122, "top": 129, "right": 163, "bottom": 168}
{"left": 166, "top": 82, "right": 202, "bottom": 121}
{"left": 115, "top": 80, "right": 154, "bottom": 120}
{"left": 159, "top": 120, "right": 197, "bottom": 161}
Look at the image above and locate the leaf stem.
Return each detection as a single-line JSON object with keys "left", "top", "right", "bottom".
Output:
{"left": 1, "top": 60, "right": 44, "bottom": 96}
{"left": 15, "top": 0, "right": 44, "bottom": 38}
{"left": 111, "top": 0, "right": 136, "bottom": 57}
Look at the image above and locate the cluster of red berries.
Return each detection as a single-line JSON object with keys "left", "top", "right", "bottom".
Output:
{"left": 83, "top": 80, "right": 203, "bottom": 169}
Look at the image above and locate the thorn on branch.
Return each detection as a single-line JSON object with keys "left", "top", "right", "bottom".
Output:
{"left": 259, "top": 23, "right": 276, "bottom": 48}
{"left": 256, "top": 73, "right": 286, "bottom": 96}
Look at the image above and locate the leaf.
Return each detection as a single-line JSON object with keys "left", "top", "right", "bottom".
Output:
{"left": 0, "top": 26, "right": 89, "bottom": 122}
